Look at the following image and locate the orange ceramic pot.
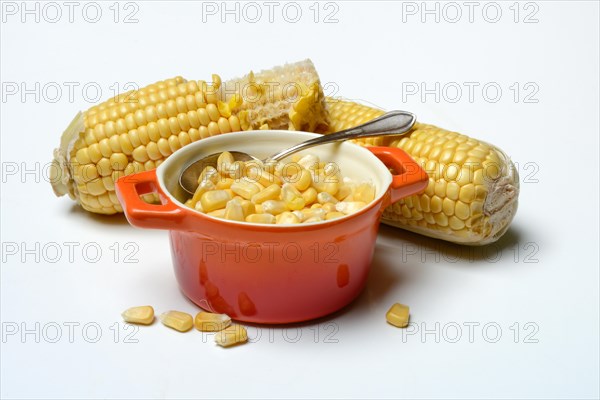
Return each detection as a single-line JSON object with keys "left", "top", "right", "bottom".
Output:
{"left": 116, "top": 131, "right": 427, "bottom": 323}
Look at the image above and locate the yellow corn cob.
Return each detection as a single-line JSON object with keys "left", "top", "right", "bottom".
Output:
{"left": 50, "top": 60, "right": 328, "bottom": 214}
{"left": 325, "top": 98, "right": 519, "bottom": 245}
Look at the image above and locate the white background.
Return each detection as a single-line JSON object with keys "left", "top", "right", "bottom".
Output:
{"left": 1, "top": 1, "right": 599, "bottom": 398}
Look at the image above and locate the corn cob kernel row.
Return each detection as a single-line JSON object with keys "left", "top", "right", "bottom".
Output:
{"left": 85, "top": 76, "right": 186, "bottom": 119}
{"left": 325, "top": 98, "right": 519, "bottom": 245}
{"left": 51, "top": 60, "right": 329, "bottom": 214}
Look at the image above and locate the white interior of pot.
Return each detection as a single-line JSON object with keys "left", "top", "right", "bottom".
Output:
{"left": 157, "top": 130, "right": 393, "bottom": 216}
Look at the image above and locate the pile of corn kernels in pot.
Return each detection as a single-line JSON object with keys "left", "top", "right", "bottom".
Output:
{"left": 184, "top": 151, "right": 376, "bottom": 224}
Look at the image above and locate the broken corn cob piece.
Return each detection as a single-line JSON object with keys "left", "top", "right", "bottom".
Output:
{"left": 50, "top": 60, "right": 329, "bottom": 214}
{"left": 159, "top": 310, "right": 194, "bottom": 332}
{"left": 121, "top": 306, "right": 155, "bottom": 325}
{"left": 325, "top": 98, "right": 519, "bottom": 245}
{"left": 215, "top": 324, "right": 248, "bottom": 347}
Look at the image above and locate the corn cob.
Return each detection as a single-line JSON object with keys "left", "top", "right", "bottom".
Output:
{"left": 325, "top": 98, "right": 519, "bottom": 245}
{"left": 50, "top": 60, "right": 328, "bottom": 214}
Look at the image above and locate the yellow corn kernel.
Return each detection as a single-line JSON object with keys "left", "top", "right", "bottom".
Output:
{"left": 251, "top": 184, "right": 281, "bottom": 204}
{"left": 276, "top": 161, "right": 300, "bottom": 177}
{"left": 217, "top": 151, "right": 235, "bottom": 175}
{"left": 304, "top": 216, "right": 323, "bottom": 223}
{"left": 254, "top": 204, "right": 264, "bottom": 214}
{"left": 228, "top": 161, "right": 246, "bottom": 180}
{"left": 299, "top": 208, "right": 326, "bottom": 222}
{"left": 244, "top": 158, "right": 264, "bottom": 170}
{"left": 231, "top": 180, "right": 261, "bottom": 200}
{"left": 194, "top": 311, "right": 232, "bottom": 332}
{"left": 326, "top": 211, "right": 345, "bottom": 220}
{"left": 301, "top": 187, "right": 318, "bottom": 205}
{"left": 121, "top": 306, "right": 154, "bottom": 325}
{"left": 246, "top": 213, "right": 276, "bottom": 224}
{"left": 110, "top": 153, "right": 128, "bottom": 171}
{"left": 322, "top": 202, "right": 337, "bottom": 213}
{"left": 198, "top": 165, "right": 219, "bottom": 184}
{"left": 243, "top": 161, "right": 262, "bottom": 177}
{"left": 200, "top": 190, "right": 232, "bottom": 212}
{"left": 191, "top": 180, "right": 216, "bottom": 205}
{"left": 317, "top": 192, "right": 339, "bottom": 204}
{"left": 288, "top": 168, "right": 312, "bottom": 191}
{"left": 215, "top": 324, "right": 248, "bottom": 347}
{"left": 272, "top": 161, "right": 285, "bottom": 177}
{"left": 336, "top": 201, "right": 367, "bottom": 215}
{"left": 276, "top": 211, "right": 301, "bottom": 224}
{"left": 263, "top": 160, "right": 278, "bottom": 175}
{"left": 238, "top": 199, "right": 255, "bottom": 217}
{"left": 311, "top": 170, "right": 339, "bottom": 196}
{"left": 261, "top": 200, "right": 287, "bottom": 215}
{"left": 252, "top": 180, "right": 265, "bottom": 191}
{"left": 281, "top": 183, "right": 305, "bottom": 211}
{"left": 386, "top": 303, "right": 410, "bottom": 328}
{"left": 246, "top": 165, "right": 280, "bottom": 187}
{"left": 159, "top": 310, "right": 194, "bottom": 332}
{"left": 336, "top": 183, "right": 355, "bottom": 201}
{"left": 298, "top": 154, "right": 320, "bottom": 170}
{"left": 224, "top": 199, "right": 245, "bottom": 221}
{"left": 354, "top": 182, "right": 376, "bottom": 203}
{"left": 208, "top": 209, "right": 226, "bottom": 218}
{"left": 215, "top": 177, "right": 234, "bottom": 190}
{"left": 323, "top": 162, "right": 341, "bottom": 176}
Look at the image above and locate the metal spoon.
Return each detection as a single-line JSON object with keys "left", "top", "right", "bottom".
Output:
{"left": 179, "top": 110, "right": 416, "bottom": 195}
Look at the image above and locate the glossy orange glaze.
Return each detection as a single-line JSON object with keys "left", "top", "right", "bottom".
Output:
{"left": 116, "top": 147, "right": 428, "bottom": 323}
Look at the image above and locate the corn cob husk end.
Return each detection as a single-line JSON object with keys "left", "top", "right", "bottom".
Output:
{"left": 50, "top": 111, "right": 84, "bottom": 200}
{"left": 382, "top": 142, "right": 520, "bottom": 246}
{"left": 480, "top": 149, "right": 519, "bottom": 243}
{"left": 383, "top": 177, "right": 518, "bottom": 245}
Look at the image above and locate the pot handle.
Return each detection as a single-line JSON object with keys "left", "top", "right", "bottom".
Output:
{"left": 368, "top": 146, "right": 429, "bottom": 205}
{"left": 115, "top": 169, "right": 191, "bottom": 230}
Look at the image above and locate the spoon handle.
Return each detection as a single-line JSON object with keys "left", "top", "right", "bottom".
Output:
{"left": 268, "top": 110, "right": 416, "bottom": 162}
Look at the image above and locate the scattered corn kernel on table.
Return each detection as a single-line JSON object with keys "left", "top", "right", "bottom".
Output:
{"left": 1, "top": 2, "right": 599, "bottom": 399}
